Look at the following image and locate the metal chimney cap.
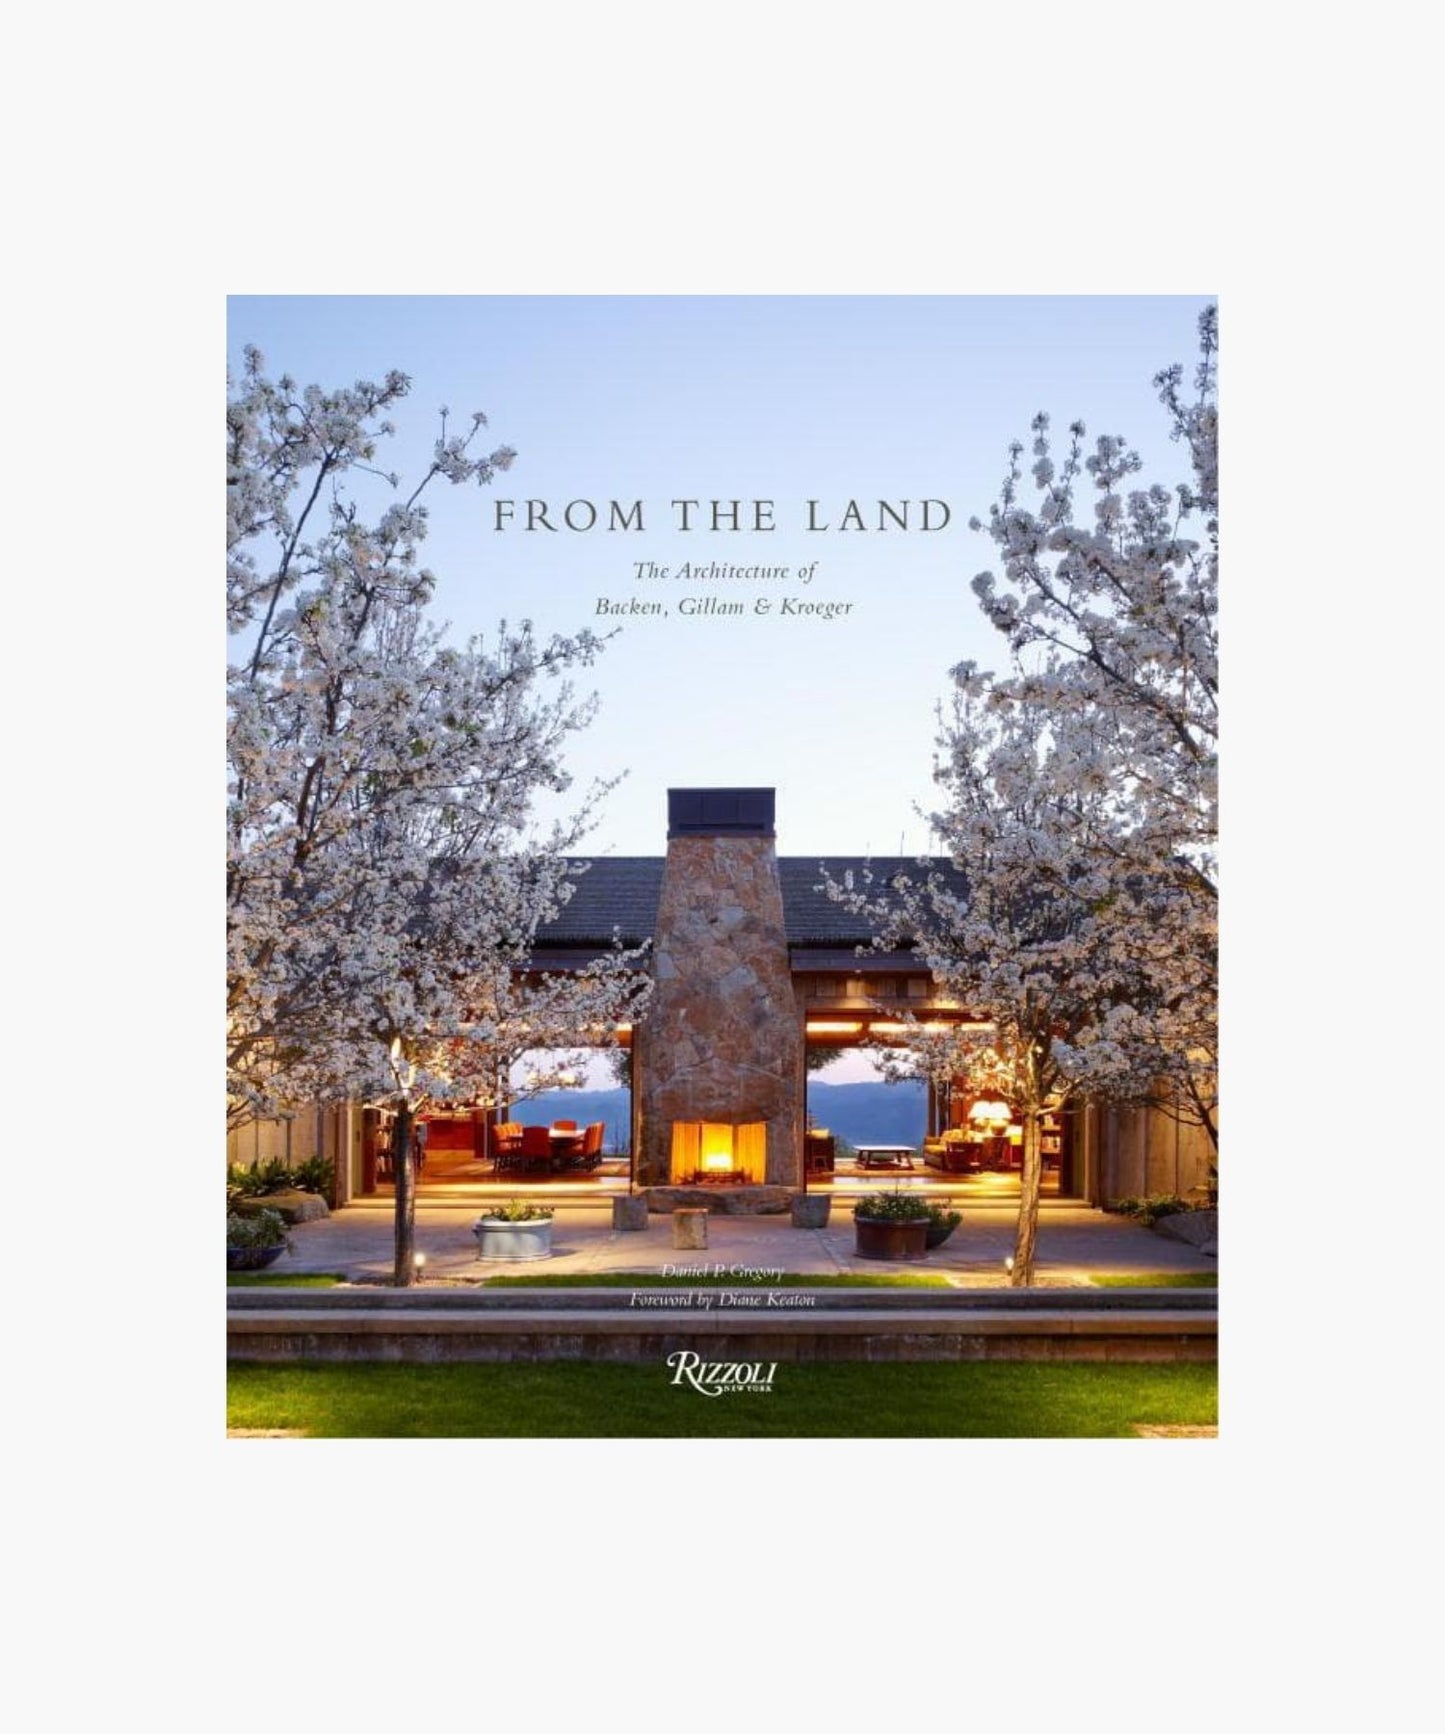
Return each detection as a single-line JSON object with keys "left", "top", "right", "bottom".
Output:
{"left": 667, "top": 788, "right": 776, "bottom": 838}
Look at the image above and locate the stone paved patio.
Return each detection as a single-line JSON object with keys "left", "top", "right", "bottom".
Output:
{"left": 262, "top": 1199, "right": 1218, "bottom": 1287}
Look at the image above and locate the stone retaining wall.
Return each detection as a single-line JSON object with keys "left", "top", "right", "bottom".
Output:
{"left": 228, "top": 1305, "right": 1216, "bottom": 1364}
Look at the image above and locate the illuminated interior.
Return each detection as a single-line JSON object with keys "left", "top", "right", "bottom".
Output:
{"left": 669, "top": 1120, "right": 766, "bottom": 1184}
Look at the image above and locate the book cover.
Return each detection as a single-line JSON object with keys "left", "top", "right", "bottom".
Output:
{"left": 226, "top": 294, "right": 1218, "bottom": 1438}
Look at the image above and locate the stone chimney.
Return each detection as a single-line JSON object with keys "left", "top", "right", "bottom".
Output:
{"left": 633, "top": 789, "right": 804, "bottom": 1190}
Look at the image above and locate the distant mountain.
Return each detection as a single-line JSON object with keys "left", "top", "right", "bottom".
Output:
{"left": 517, "top": 1079, "right": 926, "bottom": 1154}
{"left": 805, "top": 1080, "right": 927, "bottom": 1149}
{"left": 513, "top": 1089, "right": 631, "bottom": 1154}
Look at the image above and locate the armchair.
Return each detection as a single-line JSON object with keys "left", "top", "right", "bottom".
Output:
{"left": 518, "top": 1125, "right": 554, "bottom": 1170}
{"left": 580, "top": 1121, "right": 605, "bottom": 1169}
{"left": 491, "top": 1121, "right": 524, "bottom": 1172}
{"left": 804, "top": 1130, "right": 836, "bottom": 1174}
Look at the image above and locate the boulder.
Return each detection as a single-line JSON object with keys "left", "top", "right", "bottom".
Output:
{"left": 232, "top": 1190, "right": 330, "bottom": 1224}
{"left": 1152, "top": 1208, "right": 1217, "bottom": 1253}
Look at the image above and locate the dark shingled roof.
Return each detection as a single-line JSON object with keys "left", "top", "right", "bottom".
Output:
{"left": 778, "top": 858, "right": 968, "bottom": 944}
{"left": 532, "top": 856, "right": 967, "bottom": 950}
{"left": 536, "top": 858, "right": 664, "bottom": 948}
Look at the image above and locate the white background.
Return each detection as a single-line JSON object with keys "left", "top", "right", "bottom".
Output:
{"left": 5, "top": 3, "right": 1434, "bottom": 1729}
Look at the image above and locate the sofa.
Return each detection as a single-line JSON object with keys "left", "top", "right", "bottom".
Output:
{"left": 922, "top": 1130, "right": 978, "bottom": 1174}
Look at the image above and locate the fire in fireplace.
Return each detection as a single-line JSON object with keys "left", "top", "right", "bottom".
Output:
{"left": 670, "top": 1121, "right": 766, "bottom": 1185}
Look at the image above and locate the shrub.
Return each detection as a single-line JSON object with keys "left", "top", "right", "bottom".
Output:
{"left": 1106, "top": 1194, "right": 1196, "bottom": 1227}
{"left": 227, "top": 1160, "right": 272, "bottom": 1199}
{"left": 227, "top": 1157, "right": 299, "bottom": 1196}
{"left": 853, "top": 1192, "right": 932, "bottom": 1223}
{"left": 226, "top": 1209, "right": 291, "bottom": 1251}
{"left": 290, "top": 1155, "right": 334, "bottom": 1195}
{"left": 228, "top": 1155, "right": 333, "bottom": 1201}
{"left": 476, "top": 1199, "right": 554, "bottom": 1223}
{"left": 925, "top": 1203, "right": 963, "bottom": 1230}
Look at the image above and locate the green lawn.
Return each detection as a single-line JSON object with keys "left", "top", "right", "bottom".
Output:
{"left": 227, "top": 1360, "right": 1217, "bottom": 1437}
{"left": 227, "top": 1273, "right": 344, "bottom": 1287}
{"left": 1090, "top": 1272, "right": 1218, "bottom": 1288}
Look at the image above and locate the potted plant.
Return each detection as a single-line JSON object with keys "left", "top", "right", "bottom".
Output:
{"left": 227, "top": 1208, "right": 292, "bottom": 1271}
{"left": 923, "top": 1202, "right": 963, "bottom": 1250}
{"left": 852, "top": 1192, "right": 931, "bottom": 1261}
{"left": 473, "top": 1199, "right": 556, "bottom": 1261}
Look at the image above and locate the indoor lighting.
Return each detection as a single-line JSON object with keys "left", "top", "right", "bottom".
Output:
{"left": 806, "top": 1021, "right": 863, "bottom": 1034}
{"left": 968, "top": 1098, "right": 1012, "bottom": 1128}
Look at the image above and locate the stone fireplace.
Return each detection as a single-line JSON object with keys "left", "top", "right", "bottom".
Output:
{"left": 633, "top": 789, "right": 805, "bottom": 1192}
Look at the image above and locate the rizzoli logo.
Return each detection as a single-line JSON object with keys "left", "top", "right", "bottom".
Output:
{"left": 665, "top": 1350, "right": 778, "bottom": 1397}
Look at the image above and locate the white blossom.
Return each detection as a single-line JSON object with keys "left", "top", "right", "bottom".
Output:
{"left": 228, "top": 352, "right": 651, "bottom": 1282}
{"left": 824, "top": 308, "right": 1218, "bottom": 1284}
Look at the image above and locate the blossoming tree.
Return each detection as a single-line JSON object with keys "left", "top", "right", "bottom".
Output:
{"left": 967, "top": 306, "right": 1218, "bottom": 1146}
{"left": 227, "top": 351, "right": 650, "bottom": 1283}
{"left": 837, "top": 667, "right": 1193, "bottom": 1282}
{"left": 830, "top": 309, "right": 1218, "bottom": 1283}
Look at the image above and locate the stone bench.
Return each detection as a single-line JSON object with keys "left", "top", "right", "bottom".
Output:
{"left": 672, "top": 1208, "right": 708, "bottom": 1250}
{"left": 611, "top": 1196, "right": 649, "bottom": 1232}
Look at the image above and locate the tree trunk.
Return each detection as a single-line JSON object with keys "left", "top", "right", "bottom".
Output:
{"left": 1010, "top": 1111, "right": 1043, "bottom": 1287}
{"left": 392, "top": 1101, "right": 416, "bottom": 1287}
{"left": 1186, "top": 1074, "right": 1219, "bottom": 1152}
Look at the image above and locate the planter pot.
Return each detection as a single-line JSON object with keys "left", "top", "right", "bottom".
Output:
{"left": 854, "top": 1217, "right": 929, "bottom": 1261}
{"left": 473, "top": 1218, "right": 553, "bottom": 1261}
{"left": 924, "top": 1222, "right": 960, "bottom": 1250}
{"left": 227, "top": 1244, "right": 285, "bottom": 1271}
{"left": 790, "top": 1195, "right": 832, "bottom": 1229}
